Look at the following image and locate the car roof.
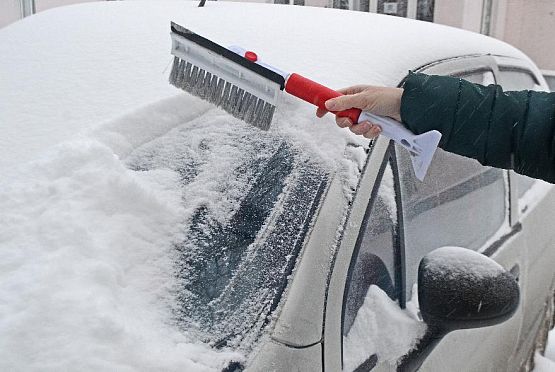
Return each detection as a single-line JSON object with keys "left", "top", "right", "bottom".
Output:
{"left": 174, "top": 2, "right": 529, "bottom": 87}
{"left": 0, "top": 0, "right": 531, "bottom": 170}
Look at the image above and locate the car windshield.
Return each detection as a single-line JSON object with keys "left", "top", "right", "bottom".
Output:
{"left": 126, "top": 118, "right": 328, "bottom": 351}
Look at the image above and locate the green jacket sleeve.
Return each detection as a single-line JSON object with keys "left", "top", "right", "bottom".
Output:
{"left": 400, "top": 72, "right": 555, "bottom": 183}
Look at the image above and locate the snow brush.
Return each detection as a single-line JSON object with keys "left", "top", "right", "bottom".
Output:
{"left": 168, "top": 23, "right": 441, "bottom": 180}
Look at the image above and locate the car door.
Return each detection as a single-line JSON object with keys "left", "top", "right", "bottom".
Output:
{"left": 324, "top": 55, "right": 526, "bottom": 372}
{"left": 494, "top": 58, "right": 555, "bottom": 367}
{"left": 399, "top": 56, "right": 526, "bottom": 372}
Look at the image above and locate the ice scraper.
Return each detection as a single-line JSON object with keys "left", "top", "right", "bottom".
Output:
{"left": 168, "top": 22, "right": 441, "bottom": 181}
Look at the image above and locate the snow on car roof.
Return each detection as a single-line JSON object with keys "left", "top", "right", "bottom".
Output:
{"left": 0, "top": 0, "right": 528, "bottom": 170}
{"left": 172, "top": 1, "right": 528, "bottom": 87}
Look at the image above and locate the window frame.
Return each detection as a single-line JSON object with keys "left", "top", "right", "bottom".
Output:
{"left": 496, "top": 65, "right": 543, "bottom": 214}
{"left": 497, "top": 67, "right": 540, "bottom": 88}
{"left": 493, "top": 56, "right": 550, "bottom": 220}
{"left": 396, "top": 60, "right": 513, "bottom": 298}
{"left": 417, "top": 55, "right": 499, "bottom": 83}
{"left": 339, "top": 144, "right": 406, "bottom": 371}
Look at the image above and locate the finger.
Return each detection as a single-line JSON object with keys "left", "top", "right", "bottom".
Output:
{"left": 316, "top": 107, "right": 328, "bottom": 118}
{"left": 363, "top": 124, "right": 382, "bottom": 139}
{"left": 325, "top": 93, "right": 366, "bottom": 112}
{"left": 349, "top": 121, "right": 372, "bottom": 135}
{"left": 336, "top": 85, "right": 368, "bottom": 95}
{"left": 336, "top": 116, "right": 353, "bottom": 128}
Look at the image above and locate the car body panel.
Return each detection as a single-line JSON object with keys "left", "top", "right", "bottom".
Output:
{"left": 271, "top": 172, "right": 348, "bottom": 347}
{"left": 248, "top": 339, "right": 322, "bottom": 372}
{"left": 516, "top": 184, "right": 555, "bottom": 361}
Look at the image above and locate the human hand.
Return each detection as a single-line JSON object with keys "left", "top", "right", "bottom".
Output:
{"left": 316, "top": 85, "right": 404, "bottom": 139}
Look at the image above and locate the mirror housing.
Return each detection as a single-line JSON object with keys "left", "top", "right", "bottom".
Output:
{"left": 418, "top": 246, "right": 519, "bottom": 331}
{"left": 397, "top": 247, "right": 519, "bottom": 372}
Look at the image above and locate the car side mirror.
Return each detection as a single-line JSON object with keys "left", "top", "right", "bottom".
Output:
{"left": 398, "top": 247, "right": 520, "bottom": 372}
{"left": 418, "top": 246, "right": 519, "bottom": 330}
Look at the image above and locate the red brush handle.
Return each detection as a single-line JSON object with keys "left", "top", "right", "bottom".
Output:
{"left": 285, "top": 73, "right": 361, "bottom": 124}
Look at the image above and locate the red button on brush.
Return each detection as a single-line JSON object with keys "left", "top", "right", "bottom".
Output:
{"left": 244, "top": 51, "right": 258, "bottom": 62}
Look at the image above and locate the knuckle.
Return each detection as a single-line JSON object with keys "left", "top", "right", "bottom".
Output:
{"left": 337, "top": 117, "right": 351, "bottom": 127}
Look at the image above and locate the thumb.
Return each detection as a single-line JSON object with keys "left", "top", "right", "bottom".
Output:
{"left": 325, "top": 93, "right": 366, "bottom": 112}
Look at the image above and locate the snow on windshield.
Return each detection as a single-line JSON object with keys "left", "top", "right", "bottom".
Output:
{"left": 0, "top": 139, "right": 243, "bottom": 371}
{"left": 0, "top": 86, "right": 359, "bottom": 370}
{"left": 124, "top": 97, "right": 333, "bottom": 351}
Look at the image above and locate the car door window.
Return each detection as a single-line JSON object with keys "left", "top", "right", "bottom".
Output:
{"left": 398, "top": 146, "right": 507, "bottom": 297}
{"left": 397, "top": 71, "right": 507, "bottom": 300}
{"left": 516, "top": 174, "right": 536, "bottom": 201}
{"left": 342, "top": 157, "right": 401, "bottom": 370}
{"left": 455, "top": 70, "right": 495, "bottom": 86}
{"left": 498, "top": 69, "right": 538, "bottom": 91}
{"left": 544, "top": 73, "right": 555, "bottom": 91}
{"left": 398, "top": 147, "right": 507, "bottom": 299}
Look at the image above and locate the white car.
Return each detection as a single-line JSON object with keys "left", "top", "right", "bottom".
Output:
{"left": 1, "top": 2, "right": 554, "bottom": 372}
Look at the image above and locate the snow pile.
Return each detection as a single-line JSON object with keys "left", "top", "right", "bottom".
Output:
{"left": 92, "top": 95, "right": 212, "bottom": 161}
{"left": 533, "top": 329, "right": 555, "bottom": 372}
{"left": 0, "top": 1, "right": 184, "bottom": 170}
{"left": 534, "top": 351, "right": 555, "bottom": 372}
{"left": 123, "top": 103, "right": 291, "bottom": 227}
{"left": 342, "top": 286, "right": 426, "bottom": 371}
{"left": 380, "top": 163, "right": 397, "bottom": 222}
{"left": 94, "top": 91, "right": 368, "bottom": 201}
{"left": 424, "top": 246, "right": 505, "bottom": 277}
{"left": 0, "top": 140, "right": 242, "bottom": 371}
{"left": 268, "top": 94, "right": 368, "bottom": 194}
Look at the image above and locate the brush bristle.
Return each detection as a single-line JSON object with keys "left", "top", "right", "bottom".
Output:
{"left": 169, "top": 56, "right": 275, "bottom": 130}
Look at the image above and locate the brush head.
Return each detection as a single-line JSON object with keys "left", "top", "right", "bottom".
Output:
{"left": 169, "top": 23, "right": 285, "bottom": 130}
